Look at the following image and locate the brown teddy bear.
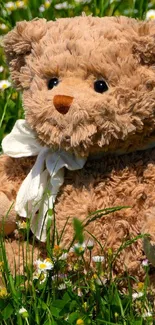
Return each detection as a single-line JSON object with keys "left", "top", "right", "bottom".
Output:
{"left": 1, "top": 15, "right": 155, "bottom": 277}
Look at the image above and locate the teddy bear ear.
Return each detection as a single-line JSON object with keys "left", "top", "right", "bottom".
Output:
{"left": 132, "top": 20, "right": 155, "bottom": 65}
{"left": 3, "top": 18, "right": 47, "bottom": 89}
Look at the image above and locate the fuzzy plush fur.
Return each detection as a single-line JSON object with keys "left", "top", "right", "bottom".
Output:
{"left": 1, "top": 15, "right": 155, "bottom": 276}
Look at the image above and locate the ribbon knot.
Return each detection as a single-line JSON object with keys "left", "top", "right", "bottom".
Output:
{"left": 2, "top": 120, "right": 86, "bottom": 241}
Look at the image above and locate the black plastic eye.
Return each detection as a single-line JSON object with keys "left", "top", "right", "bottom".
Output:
{"left": 94, "top": 80, "right": 108, "bottom": 93}
{"left": 48, "top": 78, "right": 59, "bottom": 90}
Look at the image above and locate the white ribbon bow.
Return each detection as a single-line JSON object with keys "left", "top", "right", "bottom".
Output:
{"left": 2, "top": 120, "right": 86, "bottom": 242}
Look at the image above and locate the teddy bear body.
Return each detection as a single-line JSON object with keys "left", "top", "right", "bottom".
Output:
{"left": 1, "top": 148, "right": 155, "bottom": 276}
{"left": 1, "top": 15, "right": 155, "bottom": 275}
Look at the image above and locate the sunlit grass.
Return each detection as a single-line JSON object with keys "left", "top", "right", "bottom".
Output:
{"left": 0, "top": 207, "right": 154, "bottom": 324}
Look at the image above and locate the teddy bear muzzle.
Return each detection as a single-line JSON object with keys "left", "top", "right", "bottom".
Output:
{"left": 53, "top": 95, "right": 74, "bottom": 114}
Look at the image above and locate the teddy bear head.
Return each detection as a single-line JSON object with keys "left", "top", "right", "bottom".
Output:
{"left": 4, "top": 16, "right": 155, "bottom": 157}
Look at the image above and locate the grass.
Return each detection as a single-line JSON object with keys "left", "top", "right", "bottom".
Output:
{"left": 0, "top": 0, "right": 155, "bottom": 324}
{"left": 0, "top": 208, "right": 154, "bottom": 325}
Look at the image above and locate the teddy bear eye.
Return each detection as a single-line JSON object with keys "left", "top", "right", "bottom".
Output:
{"left": 48, "top": 78, "right": 59, "bottom": 90}
{"left": 94, "top": 80, "right": 108, "bottom": 93}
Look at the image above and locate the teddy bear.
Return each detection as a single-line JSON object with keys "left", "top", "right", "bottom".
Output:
{"left": 1, "top": 15, "right": 155, "bottom": 277}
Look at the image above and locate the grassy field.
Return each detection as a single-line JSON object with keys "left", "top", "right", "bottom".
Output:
{"left": 0, "top": 0, "right": 155, "bottom": 324}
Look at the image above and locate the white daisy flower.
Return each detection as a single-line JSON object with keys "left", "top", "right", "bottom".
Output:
{"left": 0, "top": 80, "right": 11, "bottom": 90}
{"left": 75, "top": 0, "right": 91, "bottom": 3}
{"left": 0, "top": 24, "right": 8, "bottom": 30}
{"left": 92, "top": 255, "right": 105, "bottom": 263}
{"left": 44, "top": 0, "right": 51, "bottom": 9}
{"left": 58, "top": 283, "right": 66, "bottom": 290}
{"left": 73, "top": 242, "right": 86, "bottom": 254}
{"left": 39, "top": 4, "right": 45, "bottom": 12}
{"left": 19, "top": 307, "right": 28, "bottom": 318}
{"left": 35, "top": 258, "right": 53, "bottom": 272}
{"left": 55, "top": 1, "right": 72, "bottom": 9}
{"left": 15, "top": 1, "right": 25, "bottom": 8}
{"left": 0, "top": 66, "right": 4, "bottom": 73}
{"left": 132, "top": 292, "right": 144, "bottom": 300}
{"left": 59, "top": 252, "right": 68, "bottom": 260}
{"left": 5, "top": 2, "right": 16, "bottom": 11}
{"left": 146, "top": 9, "right": 155, "bottom": 20}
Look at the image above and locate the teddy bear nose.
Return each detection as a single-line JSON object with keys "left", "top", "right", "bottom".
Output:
{"left": 53, "top": 95, "right": 74, "bottom": 114}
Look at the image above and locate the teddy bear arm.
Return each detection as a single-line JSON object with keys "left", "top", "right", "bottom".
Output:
{"left": 0, "top": 155, "right": 35, "bottom": 235}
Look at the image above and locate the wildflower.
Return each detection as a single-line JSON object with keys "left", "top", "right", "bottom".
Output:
{"left": 55, "top": 1, "right": 72, "bottom": 9}
{"left": 44, "top": 0, "right": 51, "bottom": 9}
{"left": 58, "top": 283, "right": 66, "bottom": 290}
{"left": 59, "top": 252, "right": 68, "bottom": 260}
{"left": 86, "top": 239, "right": 94, "bottom": 250}
{"left": 75, "top": 0, "right": 90, "bottom": 3}
{"left": 132, "top": 292, "right": 144, "bottom": 300}
{"left": 76, "top": 319, "right": 84, "bottom": 325}
{"left": 92, "top": 255, "right": 105, "bottom": 263}
{"left": 146, "top": 9, "right": 155, "bottom": 20}
{"left": 0, "top": 24, "right": 8, "bottom": 31}
{"left": 19, "top": 307, "right": 28, "bottom": 318}
{"left": 39, "top": 4, "right": 45, "bottom": 12}
{"left": 142, "top": 311, "right": 152, "bottom": 318}
{"left": 0, "top": 287, "right": 8, "bottom": 298}
{"left": 5, "top": 2, "right": 16, "bottom": 11}
{"left": 53, "top": 245, "right": 62, "bottom": 257}
{"left": 0, "top": 66, "right": 4, "bottom": 73}
{"left": 16, "top": 220, "right": 27, "bottom": 229}
{"left": 35, "top": 258, "right": 53, "bottom": 272}
{"left": 142, "top": 259, "right": 149, "bottom": 267}
{"left": 73, "top": 242, "right": 86, "bottom": 254}
{"left": 137, "top": 282, "right": 144, "bottom": 291}
{"left": 15, "top": 1, "right": 25, "bottom": 8}
{"left": 0, "top": 80, "right": 11, "bottom": 90}
{"left": 33, "top": 271, "right": 47, "bottom": 284}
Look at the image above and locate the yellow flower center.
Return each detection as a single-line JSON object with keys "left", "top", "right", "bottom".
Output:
{"left": 39, "top": 263, "right": 46, "bottom": 269}
{"left": 15, "top": 1, "right": 23, "bottom": 7}
{"left": 2, "top": 84, "right": 7, "bottom": 89}
{"left": 44, "top": 1, "right": 50, "bottom": 9}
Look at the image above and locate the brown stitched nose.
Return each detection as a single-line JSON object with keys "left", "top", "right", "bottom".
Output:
{"left": 53, "top": 95, "right": 74, "bottom": 114}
